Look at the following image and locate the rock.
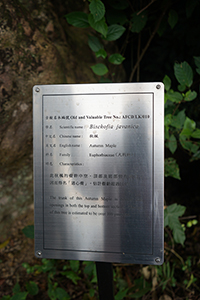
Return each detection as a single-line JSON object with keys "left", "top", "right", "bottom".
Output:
{"left": 0, "top": 0, "right": 125, "bottom": 242}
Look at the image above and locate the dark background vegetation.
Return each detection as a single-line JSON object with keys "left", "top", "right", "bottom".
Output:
{"left": 0, "top": 0, "right": 200, "bottom": 299}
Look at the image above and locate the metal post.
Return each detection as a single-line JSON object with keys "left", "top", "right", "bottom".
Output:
{"left": 96, "top": 262, "right": 114, "bottom": 300}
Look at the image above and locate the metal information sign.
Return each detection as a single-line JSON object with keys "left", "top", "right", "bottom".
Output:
{"left": 33, "top": 83, "right": 164, "bottom": 265}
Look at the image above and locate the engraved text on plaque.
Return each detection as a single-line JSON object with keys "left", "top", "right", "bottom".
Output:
{"left": 33, "top": 83, "right": 164, "bottom": 264}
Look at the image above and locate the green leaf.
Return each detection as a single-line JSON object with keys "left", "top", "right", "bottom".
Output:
{"left": 184, "top": 90, "right": 197, "bottom": 101}
{"left": 109, "top": 53, "right": 125, "bottom": 64}
{"left": 89, "top": 289, "right": 95, "bottom": 297}
{"left": 55, "top": 287, "right": 70, "bottom": 300}
{"left": 191, "top": 150, "right": 200, "bottom": 161}
{"left": 131, "top": 11, "right": 148, "bottom": 33}
{"left": 180, "top": 128, "right": 192, "bottom": 137}
{"left": 88, "top": 36, "right": 103, "bottom": 52}
{"left": 191, "top": 129, "right": 200, "bottom": 139}
{"left": 26, "top": 281, "right": 39, "bottom": 296}
{"left": 22, "top": 263, "right": 35, "bottom": 274}
{"left": 165, "top": 126, "right": 170, "bottom": 140}
{"left": 83, "top": 261, "right": 95, "bottom": 278}
{"left": 180, "top": 135, "right": 199, "bottom": 153}
{"left": 106, "top": 24, "right": 126, "bottom": 41}
{"left": 13, "top": 283, "right": 21, "bottom": 294}
{"left": 164, "top": 114, "right": 172, "bottom": 126}
{"left": 191, "top": 143, "right": 199, "bottom": 154}
{"left": 172, "top": 219, "right": 186, "bottom": 245}
{"left": 174, "top": 61, "right": 193, "bottom": 87}
{"left": 163, "top": 75, "right": 171, "bottom": 91}
{"left": 107, "top": 0, "right": 129, "bottom": 10}
{"left": 129, "top": 287, "right": 151, "bottom": 298}
{"left": 11, "top": 293, "right": 28, "bottom": 300}
{"left": 164, "top": 157, "right": 181, "bottom": 180}
{"left": 164, "top": 94, "right": 169, "bottom": 104}
{"left": 168, "top": 134, "right": 177, "bottom": 154}
{"left": 48, "top": 282, "right": 57, "bottom": 300}
{"left": 22, "top": 225, "right": 34, "bottom": 239}
{"left": 164, "top": 203, "right": 186, "bottom": 245}
{"left": 91, "top": 63, "right": 108, "bottom": 75}
{"left": 1, "top": 296, "right": 11, "bottom": 300}
{"left": 62, "top": 270, "right": 81, "bottom": 285}
{"left": 39, "top": 259, "right": 56, "bottom": 273}
{"left": 88, "top": 14, "right": 108, "bottom": 37}
{"left": 168, "top": 9, "right": 178, "bottom": 29}
{"left": 95, "top": 49, "right": 107, "bottom": 58}
{"left": 89, "top": 0, "right": 105, "bottom": 22}
{"left": 178, "top": 84, "right": 186, "bottom": 92}
{"left": 171, "top": 110, "right": 186, "bottom": 129}
{"left": 183, "top": 117, "right": 196, "bottom": 131}
{"left": 194, "top": 56, "right": 200, "bottom": 74}
{"left": 91, "top": 266, "right": 97, "bottom": 283}
{"left": 65, "top": 12, "right": 89, "bottom": 28}
{"left": 69, "top": 260, "right": 80, "bottom": 272}
{"left": 115, "top": 288, "right": 129, "bottom": 300}
{"left": 166, "top": 90, "right": 183, "bottom": 103}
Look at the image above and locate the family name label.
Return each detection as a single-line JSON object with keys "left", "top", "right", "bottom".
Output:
{"left": 33, "top": 83, "right": 164, "bottom": 265}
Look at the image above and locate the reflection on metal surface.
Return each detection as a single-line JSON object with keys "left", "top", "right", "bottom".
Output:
{"left": 33, "top": 83, "right": 164, "bottom": 264}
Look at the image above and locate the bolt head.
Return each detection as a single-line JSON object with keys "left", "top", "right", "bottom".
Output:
{"left": 36, "top": 250, "right": 42, "bottom": 257}
{"left": 156, "top": 84, "right": 161, "bottom": 89}
{"left": 35, "top": 87, "right": 40, "bottom": 92}
{"left": 155, "top": 257, "right": 161, "bottom": 263}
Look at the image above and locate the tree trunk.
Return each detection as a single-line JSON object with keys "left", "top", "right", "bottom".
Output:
{"left": 0, "top": 0, "right": 125, "bottom": 241}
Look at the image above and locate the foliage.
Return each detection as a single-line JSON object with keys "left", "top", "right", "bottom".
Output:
{"left": 2, "top": 0, "right": 199, "bottom": 299}
{"left": 22, "top": 225, "right": 34, "bottom": 239}
{"left": 0, "top": 281, "right": 36, "bottom": 300}
{"left": 65, "top": 0, "right": 200, "bottom": 179}
{"left": 64, "top": 0, "right": 200, "bottom": 298}
{"left": 164, "top": 204, "right": 186, "bottom": 245}
{"left": 156, "top": 262, "right": 176, "bottom": 290}
{"left": 17, "top": 199, "right": 196, "bottom": 300}
{"left": 65, "top": 0, "right": 126, "bottom": 80}
{"left": 21, "top": 259, "right": 71, "bottom": 300}
{"left": 164, "top": 58, "right": 200, "bottom": 177}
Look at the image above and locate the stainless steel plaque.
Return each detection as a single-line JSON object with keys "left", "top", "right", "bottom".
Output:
{"left": 33, "top": 83, "right": 164, "bottom": 265}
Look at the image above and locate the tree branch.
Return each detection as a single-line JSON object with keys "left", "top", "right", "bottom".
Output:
{"left": 129, "top": 6, "right": 168, "bottom": 82}
{"left": 137, "top": 0, "right": 157, "bottom": 15}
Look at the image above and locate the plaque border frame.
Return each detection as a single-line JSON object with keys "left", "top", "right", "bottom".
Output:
{"left": 33, "top": 83, "right": 164, "bottom": 265}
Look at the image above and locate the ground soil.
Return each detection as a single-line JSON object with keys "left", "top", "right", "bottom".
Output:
{"left": 1, "top": 206, "right": 200, "bottom": 300}
{"left": 0, "top": 207, "right": 36, "bottom": 298}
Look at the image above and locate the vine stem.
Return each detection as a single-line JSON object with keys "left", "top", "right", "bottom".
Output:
{"left": 172, "top": 101, "right": 181, "bottom": 117}
{"left": 137, "top": 0, "right": 157, "bottom": 15}
{"left": 127, "top": 0, "right": 135, "bottom": 13}
{"left": 179, "top": 215, "right": 197, "bottom": 220}
{"left": 165, "top": 226, "right": 175, "bottom": 250}
{"left": 165, "top": 247, "right": 185, "bottom": 265}
{"left": 129, "top": 4, "right": 169, "bottom": 82}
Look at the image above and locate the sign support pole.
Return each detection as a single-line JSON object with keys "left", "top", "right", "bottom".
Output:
{"left": 96, "top": 262, "right": 114, "bottom": 300}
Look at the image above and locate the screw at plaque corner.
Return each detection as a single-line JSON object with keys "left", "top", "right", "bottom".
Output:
{"left": 155, "top": 257, "right": 161, "bottom": 263}
{"left": 35, "top": 87, "right": 40, "bottom": 92}
{"left": 156, "top": 84, "right": 161, "bottom": 89}
{"left": 36, "top": 250, "right": 42, "bottom": 257}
